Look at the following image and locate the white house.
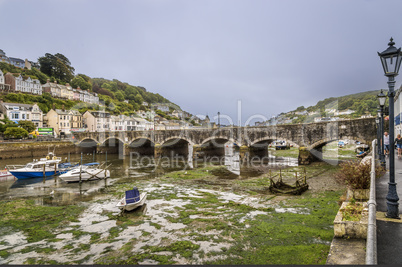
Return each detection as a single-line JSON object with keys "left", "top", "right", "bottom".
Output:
{"left": 83, "top": 110, "right": 111, "bottom": 132}
{"left": 0, "top": 101, "right": 43, "bottom": 126}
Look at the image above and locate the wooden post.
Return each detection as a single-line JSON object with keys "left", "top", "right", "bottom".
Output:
{"left": 43, "top": 163, "right": 46, "bottom": 183}
{"left": 93, "top": 150, "right": 95, "bottom": 162}
{"left": 68, "top": 152, "right": 70, "bottom": 163}
{"left": 79, "top": 152, "right": 82, "bottom": 184}
{"left": 54, "top": 162, "right": 57, "bottom": 182}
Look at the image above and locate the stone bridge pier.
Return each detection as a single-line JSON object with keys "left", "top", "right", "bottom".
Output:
{"left": 72, "top": 118, "right": 377, "bottom": 165}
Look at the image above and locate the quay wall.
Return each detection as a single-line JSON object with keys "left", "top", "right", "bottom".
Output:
{"left": 0, "top": 142, "right": 80, "bottom": 159}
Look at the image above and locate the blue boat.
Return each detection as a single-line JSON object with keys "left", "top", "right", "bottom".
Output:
{"left": 6, "top": 151, "right": 65, "bottom": 180}
{"left": 8, "top": 159, "right": 61, "bottom": 180}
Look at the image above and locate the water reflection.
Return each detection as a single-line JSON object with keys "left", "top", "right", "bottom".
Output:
{"left": 224, "top": 143, "right": 240, "bottom": 175}
{"left": 0, "top": 149, "right": 297, "bottom": 202}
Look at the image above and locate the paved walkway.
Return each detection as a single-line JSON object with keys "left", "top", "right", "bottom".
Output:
{"left": 376, "top": 155, "right": 402, "bottom": 265}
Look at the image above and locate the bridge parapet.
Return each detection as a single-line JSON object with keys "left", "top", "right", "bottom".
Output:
{"left": 72, "top": 118, "right": 377, "bottom": 151}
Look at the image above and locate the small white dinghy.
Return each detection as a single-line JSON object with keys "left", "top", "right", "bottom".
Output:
{"left": 116, "top": 187, "right": 147, "bottom": 211}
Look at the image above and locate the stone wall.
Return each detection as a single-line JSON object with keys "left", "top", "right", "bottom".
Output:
{"left": 0, "top": 142, "right": 79, "bottom": 159}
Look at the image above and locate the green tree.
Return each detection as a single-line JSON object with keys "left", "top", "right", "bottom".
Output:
{"left": 71, "top": 75, "right": 91, "bottom": 90}
{"left": 134, "top": 93, "right": 144, "bottom": 104}
{"left": 38, "top": 53, "right": 75, "bottom": 83}
{"left": 115, "top": 91, "right": 125, "bottom": 102}
{"left": 18, "top": 120, "right": 36, "bottom": 133}
{"left": 4, "top": 127, "right": 28, "bottom": 138}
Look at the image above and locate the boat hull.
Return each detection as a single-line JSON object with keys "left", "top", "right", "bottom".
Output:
{"left": 9, "top": 170, "right": 57, "bottom": 180}
{"left": 59, "top": 169, "right": 110, "bottom": 183}
{"left": 116, "top": 192, "right": 147, "bottom": 211}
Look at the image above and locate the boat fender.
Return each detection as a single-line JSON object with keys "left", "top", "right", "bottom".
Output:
{"left": 46, "top": 156, "right": 50, "bottom": 160}
{"left": 53, "top": 156, "right": 57, "bottom": 160}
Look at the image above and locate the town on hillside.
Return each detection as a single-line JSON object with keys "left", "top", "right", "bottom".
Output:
{"left": 0, "top": 48, "right": 217, "bottom": 138}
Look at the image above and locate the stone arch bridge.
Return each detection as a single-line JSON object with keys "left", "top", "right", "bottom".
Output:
{"left": 72, "top": 118, "right": 376, "bottom": 164}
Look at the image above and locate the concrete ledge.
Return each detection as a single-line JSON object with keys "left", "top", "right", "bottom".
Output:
{"left": 334, "top": 201, "right": 368, "bottom": 239}
{"left": 326, "top": 237, "right": 366, "bottom": 265}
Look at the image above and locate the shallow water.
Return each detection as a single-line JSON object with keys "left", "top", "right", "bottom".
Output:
{"left": 0, "top": 151, "right": 304, "bottom": 264}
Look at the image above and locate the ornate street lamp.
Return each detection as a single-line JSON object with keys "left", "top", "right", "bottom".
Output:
{"left": 378, "top": 38, "right": 402, "bottom": 219}
{"left": 376, "top": 113, "right": 381, "bottom": 157}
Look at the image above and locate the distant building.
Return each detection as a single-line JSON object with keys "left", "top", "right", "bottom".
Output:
{"left": 83, "top": 110, "right": 111, "bottom": 132}
{"left": 4, "top": 73, "right": 42, "bottom": 95}
{"left": 46, "top": 109, "right": 72, "bottom": 135}
{"left": 0, "top": 101, "right": 43, "bottom": 127}
{"left": 0, "top": 69, "right": 11, "bottom": 91}
{"left": 154, "top": 104, "right": 170, "bottom": 113}
{"left": 42, "top": 80, "right": 61, "bottom": 98}
{"left": 0, "top": 49, "right": 9, "bottom": 63}
{"left": 8, "top": 57, "right": 25, "bottom": 69}
{"left": 69, "top": 110, "right": 84, "bottom": 131}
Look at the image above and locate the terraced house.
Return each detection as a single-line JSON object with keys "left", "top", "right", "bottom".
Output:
{"left": 0, "top": 69, "right": 11, "bottom": 91}
{"left": 0, "top": 101, "right": 43, "bottom": 127}
{"left": 4, "top": 73, "right": 42, "bottom": 95}
{"left": 82, "top": 110, "right": 111, "bottom": 132}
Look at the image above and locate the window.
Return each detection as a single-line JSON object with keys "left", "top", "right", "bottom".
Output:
{"left": 22, "top": 114, "right": 25, "bottom": 119}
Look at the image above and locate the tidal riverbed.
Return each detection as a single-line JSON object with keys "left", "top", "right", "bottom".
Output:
{"left": 0, "top": 155, "right": 344, "bottom": 265}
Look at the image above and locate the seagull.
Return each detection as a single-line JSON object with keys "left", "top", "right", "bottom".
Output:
{"left": 50, "top": 190, "right": 54, "bottom": 196}
{"left": 185, "top": 171, "right": 187, "bottom": 174}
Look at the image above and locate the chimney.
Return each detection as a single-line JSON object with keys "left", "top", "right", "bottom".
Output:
{"left": 52, "top": 103, "right": 55, "bottom": 110}
{"left": 46, "top": 79, "right": 50, "bottom": 83}
{"left": 62, "top": 104, "right": 65, "bottom": 111}
{"left": 54, "top": 80, "right": 57, "bottom": 84}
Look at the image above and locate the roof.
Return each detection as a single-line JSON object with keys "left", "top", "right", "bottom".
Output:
{"left": 69, "top": 110, "right": 82, "bottom": 116}
{"left": 53, "top": 109, "right": 70, "bottom": 115}
{"left": 90, "top": 111, "right": 111, "bottom": 118}
{"left": 8, "top": 57, "right": 24, "bottom": 63}
{"left": 1, "top": 102, "right": 33, "bottom": 109}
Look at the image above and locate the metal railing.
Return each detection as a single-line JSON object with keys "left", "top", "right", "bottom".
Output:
{"left": 366, "top": 139, "right": 377, "bottom": 264}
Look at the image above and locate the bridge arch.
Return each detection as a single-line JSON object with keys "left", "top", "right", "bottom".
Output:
{"left": 160, "top": 136, "right": 194, "bottom": 147}
{"left": 158, "top": 137, "right": 193, "bottom": 158}
{"left": 201, "top": 136, "right": 236, "bottom": 146}
{"left": 76, "top": 138, "right": 99, "bottom": 153}
{"left": 308, "top": 136, "right": 367, "bottom": 151}
{"left": 128, "top": 137, "right": 155, "bottom": 156}
{"left": 77, "top": 137, "right": 99, "bottom": 146}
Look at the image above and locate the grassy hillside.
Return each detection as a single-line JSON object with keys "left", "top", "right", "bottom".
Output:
{"left": 287, "top": 90, "right": 384, "bottom": 124}
{"left": 0, "top": 62, "right": 181, "bottom": 116}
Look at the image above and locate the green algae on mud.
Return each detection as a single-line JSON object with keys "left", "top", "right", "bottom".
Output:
{"left": 95, "top": 184, "right": 342, "bottom": 265}
{"left": 0, "top": 199, "right": 85, "bottom": 243}
{"left": 0, "top": 162, "right": 343, "bottom": 265}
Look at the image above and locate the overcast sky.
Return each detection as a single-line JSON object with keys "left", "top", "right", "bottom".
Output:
{"left": 1, "top": 0, "right": 401, "bottom": 125}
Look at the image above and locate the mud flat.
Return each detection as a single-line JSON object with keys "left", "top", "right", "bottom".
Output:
{"left": 0, "top": 163, "right": 344, "bottom": 265}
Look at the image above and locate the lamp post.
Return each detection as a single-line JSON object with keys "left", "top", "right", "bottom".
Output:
{"left": 376, "top": 115, "right": 380, "bottom": 158}
{"left": 378, "top": 90, "right": 387, "bottom": 169}
{"left": 378, "top": 38, "right": 402, "bottom": 219}
{"left": 218, "top": 112, "right": 220, "bottom": 127}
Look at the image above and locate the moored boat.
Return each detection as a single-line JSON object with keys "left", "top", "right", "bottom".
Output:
{"left": 116, "top": 187, "right": 147, "bottom": 211}
{"left": 7, "top": 151, "right": 62, "bottom": 180}
{"left": 58, "top": 162, "right": 110, "bottom": 182}
{"left": 0, "top": 169, "right": 15, "bottom": 180}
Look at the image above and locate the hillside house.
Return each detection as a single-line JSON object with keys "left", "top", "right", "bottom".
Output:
{"left": 0, "top": 101, "right": 43, "bottom": 127}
